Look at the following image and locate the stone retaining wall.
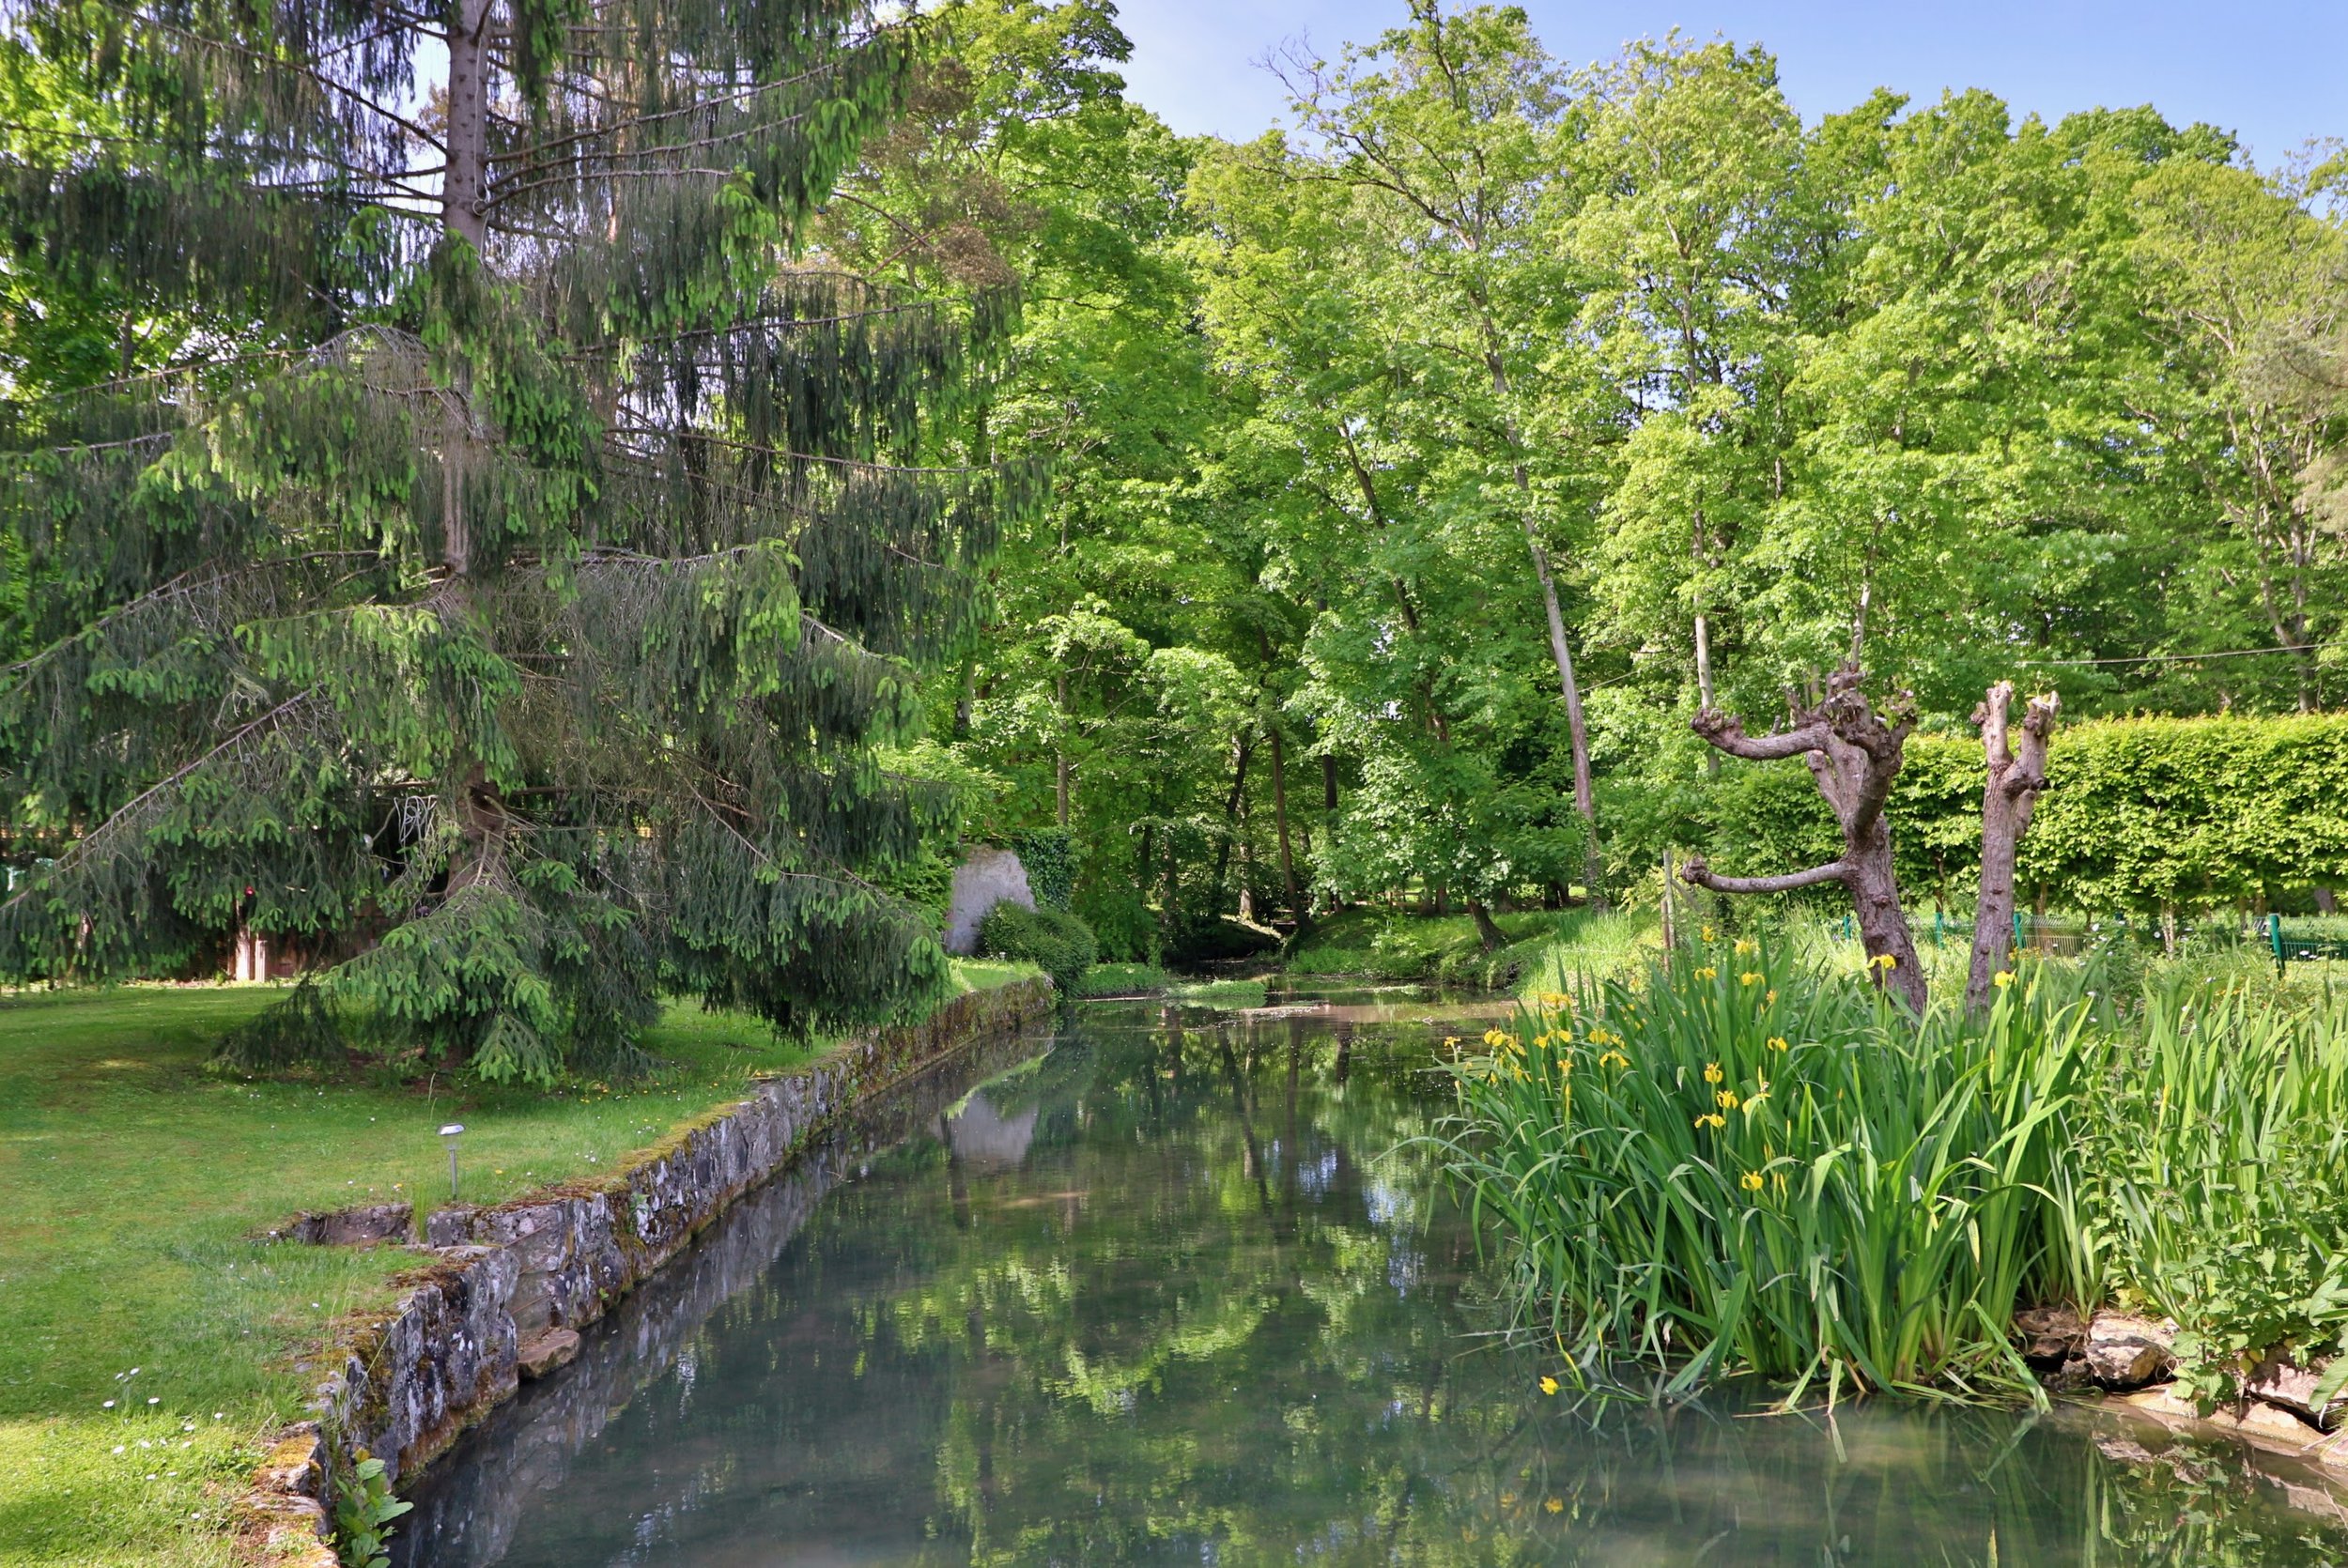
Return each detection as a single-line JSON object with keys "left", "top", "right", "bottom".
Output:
{"left": 250, "top": 976, "right": 1052, "bottom": 1548}
{"left": 391, "top": 1017, "right": 1049, "bottom": 1565}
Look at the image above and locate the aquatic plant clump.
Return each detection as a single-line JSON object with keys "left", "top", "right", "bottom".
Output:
{"left": 2074, "top": 984, "right": 2348, "bottom": 1412}
{"left": 1444, "top": 938, "right": 2094, "bottom": 1403}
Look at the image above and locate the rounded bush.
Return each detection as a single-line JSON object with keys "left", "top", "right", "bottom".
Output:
{"left": 977, "top": 901, "right": 1097, "bottom": 995}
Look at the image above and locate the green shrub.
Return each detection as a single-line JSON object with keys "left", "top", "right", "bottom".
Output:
{"left": 1661, "top": 713, "right": 2348, "bottom": 920}
{"left": 1449, "top": 928, "right": 2348, "bottom": 1410}
{"left": 1166, "top": 915, "right": 1281, "bottom": 965}
{"left": 1166, "top": 977, "right": 1268, "bottom": 1008}
{"left": 1284, "top": 907, "right": 1560, "bottom": 984}
{"left": 1507, "top": 911, "right": 1661, "bottom": 1001}
{"left": 1445, "top": 939, "right": 2092, "bottom": 1403}
{"left": 977, "top": 901, "right": 1096, "bottom": 995}
{"left": 334, "top": 1452, "right": 412, "bottom": 1568}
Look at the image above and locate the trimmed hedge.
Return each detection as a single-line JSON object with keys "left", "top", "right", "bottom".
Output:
{"left": 1688, "top": 714, "right": 2348, "bottom": 916}
{"left": 977, "top": 901, "right": 1097, "bottom": 994}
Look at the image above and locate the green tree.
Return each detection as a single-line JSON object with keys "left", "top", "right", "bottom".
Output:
{"left": 0, "top": 0, "right": 1013, "bottom": 1079}
{"left": 2127, "top": 154, "right": 2348, "bottom": 712}
{"left": 1252, "top": 2, "right": 1610, "bottom": 904}
{"left": 1567, "top": 35, "right": 1804, "bottom": 715}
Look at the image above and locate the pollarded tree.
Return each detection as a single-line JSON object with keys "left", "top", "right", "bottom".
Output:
{"left": 0, "top": 0, "right": 1015, "bottom": 1080}
{"left": 1966, "top": 680, "right": 2057, "bottom": 1011}
{"left": 1680, "top": 668, "right": 1926, "bottom": 1011}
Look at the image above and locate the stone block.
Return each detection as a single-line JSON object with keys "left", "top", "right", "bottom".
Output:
{"left": 270, "top": 1202, "right": 413, "bottom": 1247}
{"left": 518, "top": 1327, "right": 582, "bottom": 1380}
{"left": 2125, "top": 1382, "right": 2329, "bottom": 1454}
{"left": 943, "top": 846, "right": 1033, "bottom": 955}
{"left": 2015, "top": 1305, "right": 2085, "bottom": 1361}
{"left": 240, "top": 1423, "right": 337, "bottom": 1567}
{"left": 2246, "top": 1353, "right": 2345, "bottom": 1430}
{"left": 2085, "top": 1312, "right": 2176, "bottom": 1388}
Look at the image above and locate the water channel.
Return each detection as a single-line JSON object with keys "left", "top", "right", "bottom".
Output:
{"left": 395, "top": 991, "right": 2348, "bottom": 1566}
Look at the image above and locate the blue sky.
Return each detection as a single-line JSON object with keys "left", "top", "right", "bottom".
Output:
{"left": 1114, "top": 1, "right": 2345, "bottom": 167}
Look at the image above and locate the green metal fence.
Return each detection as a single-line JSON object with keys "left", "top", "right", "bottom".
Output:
{"left": 2270, "top": 915, "right": 2348, "bottom": 972}
{"left": 1830, "top": 911, "right": 2348, "bottom": 973}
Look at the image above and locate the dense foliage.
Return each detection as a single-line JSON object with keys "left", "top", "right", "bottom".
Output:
{"left": 2077, "top": 981, "right": 2348, "bottom": 1413}
{"left": 0, "top": 0, "right": 1018, "bottom": 1078}
{"left": 851, "top": 2, "right": 2346, "bottom": 951}
{"left": 1669, "top": 714, "right": 2348, "bottom": 917}
{"left": 4, "top": 0, "right": 2343, "bottom": 1005}
{"left": 976, "top": 899, "right": 1095, "bottom": 994}
{"left": 1447, "top": 941, "right": 2092, "bottom": 1399}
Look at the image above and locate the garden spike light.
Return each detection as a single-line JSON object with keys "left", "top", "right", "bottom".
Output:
{"left": 440, "top": 1124, "right": 466, "bottom": 1201}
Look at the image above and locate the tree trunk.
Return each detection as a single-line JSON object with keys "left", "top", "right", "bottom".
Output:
{"left": 1481, "top": 335, "right": 1604, "bottom": 910}
{"left": 2318, "top": 887, "right": 2340, "bottom": 915}
{"left": 1162, "top": 826, "right": 1182, "bottom": 950}
{"left": 1055, "top": 673, "right": 1071, "bottom": 829}
{"left": 1661, "top": 847, "right": 1678, "bottom": 950}
{"left": 1524, "top": 525, "right": 1606, "bottom": 910}
{"left": 951, "top": 657, "right": 976, "bottom": 742}
{"left": 1693, "top": 507, "right": 1718, "bottom": 776}
{"left": 1209, "top": 732, "right": 1251, "bottom": 911}
{"left": 441, "top": 0, "right": 491, "bottom": 250}
{"left": 1845, "top": 812, "right": 1918, "bottom": 1004}
{"left": 1682, "top": 667, "right": 1926, "bottom": 1012}
{"left": 437, "top": 0, "right": 503, "bottom": 923}
{"left": 1268, "top": 727, "right": 1303, "bottom": 926}
{"left": 1965, "top": 682, "right": 2059, "bottom": 1012}
{"left": 1467, "top": 899, "right": 1506, "bottom": 953}
{"left": 1236, "top": 765, "right": 1255, "bottom": 923}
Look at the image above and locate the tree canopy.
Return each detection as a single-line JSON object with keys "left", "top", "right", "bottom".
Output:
{"left": 0, "top": 0, "right": 1021, "bottom": 1077}
{"left": 4, "top": 0, "right": 2343, "bottom": 1021}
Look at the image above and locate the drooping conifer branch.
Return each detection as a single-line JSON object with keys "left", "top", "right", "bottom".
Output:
{"left": 0, "top": 0, "right": 1013, "bottom": 1082}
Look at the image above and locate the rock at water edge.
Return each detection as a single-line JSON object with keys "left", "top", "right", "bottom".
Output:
{"left": 2085, "top": 1312, "right": 2176, "bottom": 1389}
{"left": 943, "top": 847, "right": 1033, "bottom": 956}
{"left": 518, "top": 1328, "right": 581, "bottom": 1381}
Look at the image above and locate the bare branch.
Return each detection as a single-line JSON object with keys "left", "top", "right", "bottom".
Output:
{"left": 1680, "top": 856, "right": 1849, "bottom": 896}
{"left": 2014, "top": 691, "right": 2060, "bottom": 795}
{"left": 1971, "top": 679, "right": 2016, "bottom": 768}
{"left": 1690, "top": 708, "right": 1830, "bottom": 761}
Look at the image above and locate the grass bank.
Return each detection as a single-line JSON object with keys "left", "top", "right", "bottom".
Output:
{"left": 0, "top": 961, "right": 1039, "bottom": 1568}
{"left": 1283, "top": 905, "right": 1661, "bottom": 993}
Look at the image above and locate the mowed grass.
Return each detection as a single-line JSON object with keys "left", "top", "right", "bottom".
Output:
{"left": 1285, "top": 905, "right": 1661, "bottom": 994}
{"left": 0, "top": 963, "right": 1038, "bottom": 1568}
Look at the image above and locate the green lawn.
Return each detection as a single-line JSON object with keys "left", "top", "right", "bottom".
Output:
{"left": 1285, "top": 905, "right": 1661, "bottom": 992}
{"left": 0, "top": 963, "right": 1038, "bottom": 1568}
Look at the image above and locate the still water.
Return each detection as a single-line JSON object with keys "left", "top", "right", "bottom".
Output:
{"left": 396, "top": 994, "right": 2348, "bottom": 1566}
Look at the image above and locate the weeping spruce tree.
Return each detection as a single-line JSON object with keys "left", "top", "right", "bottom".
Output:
{"left": 0, "top": 0, "right": 1018, "bottom": 1082}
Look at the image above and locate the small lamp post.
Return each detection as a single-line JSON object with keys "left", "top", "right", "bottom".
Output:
{"left": 439, "top": 1123, "right": 466, "bottom": 1201}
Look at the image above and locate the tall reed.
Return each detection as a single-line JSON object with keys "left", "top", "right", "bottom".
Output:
{"left": 1443, "top": 938, "right": 2093, "bottom": 1404}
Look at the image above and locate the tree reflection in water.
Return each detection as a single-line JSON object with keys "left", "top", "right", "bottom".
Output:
{"left": 396, "top": 1004, "right": 2348, "bottom": 1567}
